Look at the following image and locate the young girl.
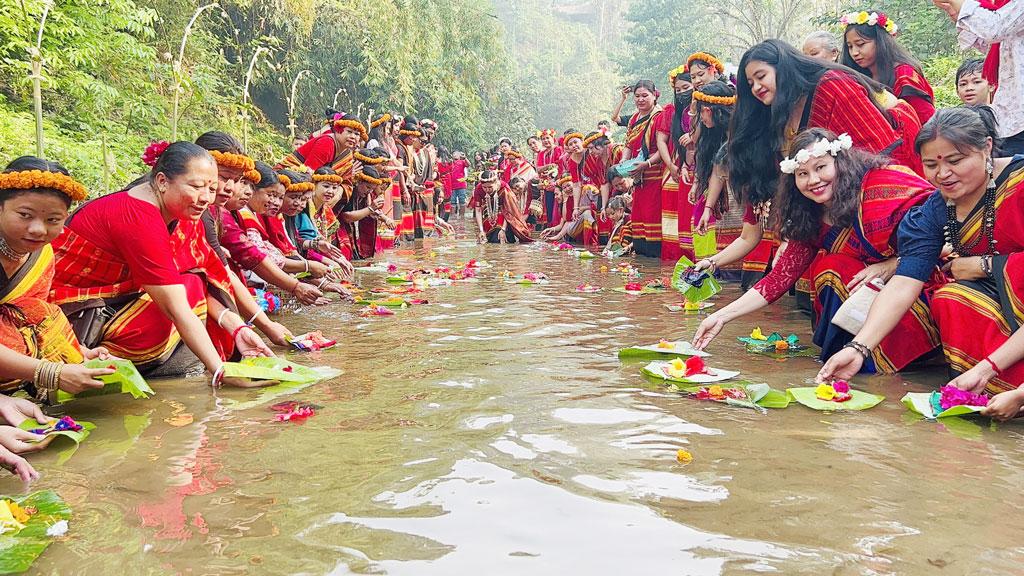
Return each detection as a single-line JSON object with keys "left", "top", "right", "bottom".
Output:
{"left": 602, "top": 196, "right": 633, "bottom": 256}
{"left": 541, "top": 184, "right": 601, "bottom": 245}
{"left": 840, "top": 10, "right": 935, "bottom": 124}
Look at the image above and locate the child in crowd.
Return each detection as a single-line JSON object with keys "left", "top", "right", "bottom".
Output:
{"left": 955, "top": 58, "right": 993, "bottom": 106}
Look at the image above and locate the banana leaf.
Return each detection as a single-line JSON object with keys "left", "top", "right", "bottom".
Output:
{"left": 18, "top": 419, "right": 94, "bottom": 465}
{"left": 0, "top": 490, "right": 72, "bottom": 574}
{"left": 670, "top": 381, "right": 789, "bottom": 410}
{"left": 219, "top": 358, "right": 341, "bottom": 411}
{"left": 354, "top": 297, "right": 410, "bottom": 308}
{"left": 386, "top": 275, "right": 413, "bottom": 285}
{"left": 618, "top": 341, "right": 709, "bottom": 360}
{"left": 222, "top": 357, "right": 331, "bottom": 383}
{"left": 787, "top": 387, "right": 884, "bottom": 411}
{"left": 641, "top": 361, "right": 740, "bottom": 384}
{"left": 693, "top": 230, "right": 717, "bottom": 259}
{"left": 612, "top": 286, "right": 664, "bottom": 295}
{"left": 55, "top": 359, "right": 154, "bottom": 403}
{"left": 901, "top": 392, "right": 986, "bottom": 420}
{"left": 671, "top": 256, "right": 720, "bottom": 302}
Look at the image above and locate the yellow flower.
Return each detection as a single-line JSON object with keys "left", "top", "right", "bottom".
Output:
{"left": 707, "top": 385, "right": 724, "bottom": 397}
{"left": 0, "top": 500, "right": 26, "bottom": 533}
{"left": 684, "top": 301, "right": 699, "bottom": 311}
{"left": 815, "top": 383, "right": 836, "bottom": 401}
{"left": 667, "top": 358, "right": 687, "bottom": 378}
{"left": 676, "top": 449, "right": 693, "bottom": 464}
{"left": 856, "top": 11, "right": 869, "bottom": 24}
{"left": 657, "top": 339, "right": 674, "bottom": 349}
{"left": 750, "top": 327, "right": 767, "bottom": 341}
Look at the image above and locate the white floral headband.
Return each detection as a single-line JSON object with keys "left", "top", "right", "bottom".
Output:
{"left": 779, "top": 133, "right": 854, "bottom": 174}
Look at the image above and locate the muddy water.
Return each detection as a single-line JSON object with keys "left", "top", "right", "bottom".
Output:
{"left": 18, "top": 240, "right": 1024, "bottom": 575}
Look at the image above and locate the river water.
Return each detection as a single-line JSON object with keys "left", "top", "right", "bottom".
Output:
{"left": 21, "top": 239, "right": 1024, "bottom": 575}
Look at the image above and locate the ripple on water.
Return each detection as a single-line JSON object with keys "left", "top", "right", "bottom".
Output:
{"left": 551, "top": 407, "right": 661, "bottom": 425}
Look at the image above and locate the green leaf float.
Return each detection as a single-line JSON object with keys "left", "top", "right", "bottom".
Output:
{"left": 736, "top": 328, "right": 816, "bottom": 358}
{"left": 386, "top": 275, "right": 413, "bottom": 285}
{"left": 55, "top": 359, "right": 154, "bottom": 403}
{"left": 641, "top": 358, "right": 739, "bottom": 384}
{"left": 787, "top": 386, "right": 884, "bottom": 411}
{"left": 18, "top": 418, "right": 94, "bottom": 465}
{"left": 0, "top": 490, "right": 72, "bottom": 574}
{"left": 693, "top": 230, "right": 717, "bottom": 260}
{"left": 218, "top": 358, "right": 342, "bottom": 411}
{"left": 618, "top": 339, "right": 710, "bottom": 360}
{"left": 901, "top": 391, "right": 987, "bottom": 420}
{"left": 671, "top": 256, "right": 720, "bottom": 303}
{"left": 672, "top": 381, "right": 790, "bottom": 410}
{"left": 573, "top": 249, "right": 596, "bottom": 259}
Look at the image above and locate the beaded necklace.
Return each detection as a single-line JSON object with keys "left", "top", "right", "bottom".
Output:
{"left": 943, "top": 177, "right": 999, "bottom": 256}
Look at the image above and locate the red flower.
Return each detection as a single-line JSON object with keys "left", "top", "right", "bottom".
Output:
{"left": 141, "top": 140, "right": 170, "bottom": 167}
{"left": 877, "top": 13, "right": 887, "bottom": 26}
{"left": 684, "top": 356, "right": 710, "bottom": 377}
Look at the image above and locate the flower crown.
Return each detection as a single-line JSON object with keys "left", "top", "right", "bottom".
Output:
{"left": 370, "top": 113, "right": 392, "bottom": 129}
{"left": 840, "top": 11, "right": 898, "bottom": 35}
{"left": 693, "top": 91, "right": 736, "bottom": 106}
{"left": 562, "top": 132, "right": 584, "bottom": 144}
{"left": 142, "top": 140, "right": 170, "bottom": 167}
{"left": 286, "top": 181, "right": 315, "bottom": 194}
{"left": 209, "top": 150, "right": 256, "bottom": 173}
{"left": 779, "top": 133, "right": 854, "bottom": 174}
{"left": 0, "top": 170, "right": 88, "bottom": 202}
{"left": 583, "top": 133, "right": 605, "bottom": 148}
{"left": 686, "top": 52, "right": 725, "bottom": 74}
{"left": 356, "top": 172, "right": 389, "bottom": 186}
{"left": 333, "top": 118, "right": 368, "bottom": 141}
{"left": 399, "top": 128, "right": 422, "bottom": 137}
{"left": 354, "top": 151, "right": 386, "bottom": 165}
{"left": 668, "top": 65, "right": 687, "bottom": 82}
{"left": 556, "top": 175, "right": 572, "bottom": 186}
{"left": 243, "top": 169, "right": 261, "bottom": 183}
{"left": 312, "top": 173, "right": 343, "bottom": 184}
{"left": 278, "top": 174, "right": 292, "bottom": 187}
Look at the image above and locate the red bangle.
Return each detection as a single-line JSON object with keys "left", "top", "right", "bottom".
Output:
{"left": 231, "top": 324, "right": 249, "bottom": 341}
{"left": 983, "top": 355, "right": 1004, "bottom": 377}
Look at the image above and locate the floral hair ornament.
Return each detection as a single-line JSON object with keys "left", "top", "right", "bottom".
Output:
{"left": 668, "top": 64, "right": 688, "bottom": 82}
{"left": 370, "top": 113, "right": 392, "bottom": 129}
{"left": 354, "top": 151, "right": 386, "bottom": 165}
{"left": 356, "top": 172, "right": 388, "bottom": 186}
{"left": 278, "top": 174, "right": 292, "bottom": 187}
{"left": 243, "top": 169, "right": 262, "bottom": 183}
{"left": 686, "top": 52, "right": 725, "bottom": 74}
{"left": 332, "top": 118, "right": 369, "bottom": 141}
{"left": 839, "top": 11, "right": 898, "bottom": 35}
{"left": 312, "top": 173, "right": 343, "bottom": 184}
{"left": 563, "top": 132, "right": 584, "bottom": 144}
{"left": 693, "top": 91, "right": 736, "bottom": 106}
{"left": 779, "top": 133, "right": 853, "bottom": 174}
{"left": 141, "top": 140, "right": 170, "bottom": 167}
{"left": 556, "top": 175, "right": 572, "bottom": 187}
{"left": 209, "top": 150, "right": 256, "bottom": 173}
{"left": 399, "top": 127, "right": 422, "bottom": 137}
{"left": 0, "top": 170, "right": 88, "bottom": 202}
{"left": 286, "top": 181, "right": 315, "bottom": 194}
{"left": 583, "top": 132, "right": 604, "bottom": 148}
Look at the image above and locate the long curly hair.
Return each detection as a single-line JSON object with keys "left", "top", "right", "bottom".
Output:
{"left": 728, "top": 40, "right": 890, "bottom": 208}
{"left": 777, "top": 128, "right": 888, "bottom": 242}
{"left": 693, "top": 81, "right": 734, "bottom": 213}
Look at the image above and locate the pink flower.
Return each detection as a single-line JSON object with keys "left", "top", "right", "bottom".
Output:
{"left": 386, "top": 264, "right": 398, "bottom": 273}
{"left": 141, "top": 140, "right": 170, "bottom": 167}
{"left": 832, "top": 380, "right": 850, "bottom": 394}
{"left": 624, "top": 282, "right": 643, "bottom": 291}
{"left": 939, "top": 386, "right": 989, "bottom": 410}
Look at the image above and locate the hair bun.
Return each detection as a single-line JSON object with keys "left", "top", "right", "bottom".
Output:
{"left": 142, "top": 140, "right": 171, "bottom": 167}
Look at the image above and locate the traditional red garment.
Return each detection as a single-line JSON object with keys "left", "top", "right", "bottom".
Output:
{"left": 399, "top": 144, "right": 435, "bottom": 239}
{"left": 654, "top": 103, "right": 695, "bottom": 261}
{"left": 537, "top": 146, "right": 563, "bottom": 171}
{"left": 892, "top": 63, "right": 935, "bottom": 125}
{"left": 278, "top": 135, "right": 355, "bottom": 200}
{"left": 808, "top": 70, "right": 919, "bottom": 172}
{"left": 930, "top": 160, "right": 1024, "bottom": 392}
{"left": 51, "top": 192, "right": 235, "bottom": 365}
{"left": 752, "top": 166, "right": 939, "bottom": 372}
{"left": 335, "top": 192, "right": 378, "bottom": 261}
{"left": 625, "top": 109, "right": 664, "bottom": 257}
{"left": 0, "top": 246, "right": 83, "bottom": 392}
{"left": 469, "top": 182, "right": 534, "bottom": 243}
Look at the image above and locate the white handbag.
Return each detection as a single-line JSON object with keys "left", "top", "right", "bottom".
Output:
{"left": 830, "top": 278, "right": 886, "bottom": 335}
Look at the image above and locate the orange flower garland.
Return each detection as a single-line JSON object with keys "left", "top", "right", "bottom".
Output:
{"left": 312, "top": 173, "right": 343, "bottom": 184}
{"left": 333, "top": 118, "right": 369, "bottom": 141}
{"left": 243, "top": 169, "right": 262, "bottom": 184}
{"left": 370, "top": 113, "right": 392, "bottom": 129}
{"left": 278, "top": 174, "right": 292, "bottom": 187}
{"left": 562, "top": 132, "right": 584, "bottom": 144}
{"left": 693, "top": 91, "right": 736, "bottom": 106}
{"left": 208, "top": 150, "right": 255, "bottom": 173}
{"left": 286, "top": 182, "right": 315, "bottom": 194}
{"left": 686, "top": 52, "right": 725, "bottom": 74}
{"left": 556, "top": 175, "right": 572, "bottom": 187}
{"left": 354, "top": 152, "right": 386, "bottom": 165}
{"left": 583, "top": 133, "right": 604, "bottom": 148}
{"left": 399, "top": 128, "right": 422, "bottom": 137}
{"left": 0, "top": 170, "right": 88, "bottom": 202}
{"left": 356, "top": 172, "right": 389, "bottom": 186}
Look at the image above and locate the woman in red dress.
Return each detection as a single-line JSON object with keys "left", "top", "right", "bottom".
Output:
{"left": 611, "top": 80, "right": 664, "bottom": 257}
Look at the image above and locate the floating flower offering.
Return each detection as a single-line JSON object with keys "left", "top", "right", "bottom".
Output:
{"left": 360, "top": 305, "right": 395, "bottom": 316}
{"left": 287, "top": 331, "right": 337, "bottom": 352}
{"left": 576, "top": 283, "right": 602, "bottom": 293}
{"left": 814, "top": 380, "right": 853, "bottom": 403}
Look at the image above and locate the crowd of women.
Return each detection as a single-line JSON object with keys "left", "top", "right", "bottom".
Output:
{"left": 0, "top": 3, "right": 1020, "bottom": 482}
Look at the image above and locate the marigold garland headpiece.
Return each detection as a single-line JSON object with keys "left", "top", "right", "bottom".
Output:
{"left": 370, "top": 113, "right": 392, "bottom": 129}
{"left": 686, "top": 52, "right": 725, "bottom": 74}
{"left": 0, "top": 170, "right": 88, "bottom": 202}
{"left": 278, "top": 174, "right": 292, "bottom": 187}
{"left": 312, "top": 173, "right": 344, "bottom": 184}
{"left": 562, "top": 132, "right": 584, "bottom": 144}
{"left": 779, "top": 133, "right": 853, "bottom": 174}
{"left": 556, "top": 175, "right": 572, "bottom": 186}
{"left": 693, "top": 91, "right": 736, "bottom": 106}
{"left": 286, "top": 181, "right": 315, "bottom": 194}
{"left": 840, "top": 11, "right": 898, "bottom": 35}
{"left": 668, "top": 65, "right": 688, "bottom": 82}
{"left": 583, "top": 132, "right": 605, "bottom": 148}
{"left": 243, "top": 169, "right": 262, "bottom": 183}
{"left": 504, "top": 150, "right": 523, "bottom": 159}
{"left": 332, "top": 118, "right": 369, "bottom": 141}
{"left": 399, "top": 128, "right": 422, "bottom": 138}
{"left": 354, "top": 151, "right": 386, "bottom": 165}
{"left": 356, "top": 172, "right": 389, "bottom": 186}
{"left": 208, "top": 150, "right": 256, "bottom": 173}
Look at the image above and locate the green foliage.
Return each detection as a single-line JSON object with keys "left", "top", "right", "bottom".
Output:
{"left": 619, "top": 0, "right": 724, "bottom": 86}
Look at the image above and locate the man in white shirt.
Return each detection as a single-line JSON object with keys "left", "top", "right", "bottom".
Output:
{"left": 934, "top": 0, "right": 1024, "bottom": 154}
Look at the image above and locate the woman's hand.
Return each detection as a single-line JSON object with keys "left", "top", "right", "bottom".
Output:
{"left": 846, "top": 259, "right": 898, "bottom": 293}
{"left": 981, "top": 388, "right": 1024, "bottom": 421}
{"left": 261, "top": 321, "right": 293, "bottom": 347}
{"left": 695, "top": 207, "right": 712, "bottom": 235}
{"left": 948, "top": 360, "right": 998, "bottom": 394}
{"left": 692, "top": 314, "right": 726, "bottom": 350}
{"left": 0, "top": 444, "right": 38, "bottom": 483}
{"left": 59, "top": 363, "right": 114, "bottom": 395}
{"left": 308, "top": 260, "right": 331, "bottom": 278}
{"left": 945, "top": 256, "right": 986, "bottom": 282}
{"left": 678, "top": 133, "right": 692, "bottom": 148}
{"left": 693, "top": 258, "right": 716, "bottom": 273}
{"left": 292, "top": 281, "right": 325, "bottom": 305}
{"left": 235, "top": 327, "right": 274, "bottom": 358}
{"left": 629, "top": 161, "right": 648, "bottom": 178}
{"left": 620, "top": 86, "right": 632, "bottom": 99}
{"left": 316, "top": 239, "right": 346, "bottom": 263}
{"left": 373, "top": 196, "right": 386, "bottom": 211}
{"left": 81, "top": 346, "right": 111, "bottom": 361}
{"left": 0, "top": 396, "right": 51, "bottom": 427}
{"left": 0, "top": 425, "right": 51, "bottom": 454}
{"left": 498, "top": 230, "right": 507, "bottom": 244}
{"left": 817, "top": 347, "right": 865, "bottom": 382}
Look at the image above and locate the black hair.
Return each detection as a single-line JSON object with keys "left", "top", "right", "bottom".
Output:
{"left": 633, "top": 79, "right": 657, "bottom": 96}
{"left": 671, "top": 85, "right": 693, "bottom": 162}
{"left": 0, "top": 156, "right": 74, "bottom": 207}
{"left": 278, "top": 169, "right": 310, "bottom": 187}
{"left": 777, "top": 128, "right": 888, "bottom": 242}
{"left": 254, "top": 161, "right": 280, "bottom": 189}
{"left": 729, "top": 39, "right": 890, "bottom": 207}
{"left": 693, "top": 81, "right": 735, "bottom": 212}
{"left": 479, "top": 170, "right": 497, "bottom": 181}
{"left": 585, "top": 131, "right": 610, "bottom": 148}
{"left": 841, "top": 19, "right": 924, "bottom": 91}
{"left": 915, "top": 105, "right": 1002, "bottom": 157}
{"left": 956, "top": 58, "right": 985, "bottom": 85}
{"left": 359, "top": 165, "right": 383, "bottom": 181}
{"left": 140, "top": 141, "right": 213, "bottom": 189}
{"left": 313, "top": 166, "right": 337, "bottom": 176}
{"left": 509, "top": 176, "right": 525, "bottom": 188}
{"left": 195, "top": 131, "right": 245, "bottom": 155}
